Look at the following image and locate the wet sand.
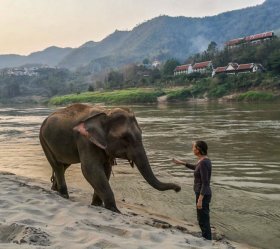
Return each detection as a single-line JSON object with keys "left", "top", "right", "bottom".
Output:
{"left": 0, "top": 170, "right": 258, "bottom": 249}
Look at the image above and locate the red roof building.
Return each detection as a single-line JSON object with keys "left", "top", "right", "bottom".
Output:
{"left": 225, "top": 62, "right": 239, "bottom": 73}
{"left": 174, "top": 61, "right": 213, "bottom": 76}
{"left": 236, "top": 63, "right": 254, "bottom": 71}
{"left": 245, "top": 31, "right": 274, "bottom": 42}
{"left": 174, "top": 64, "right": 193, "bottom": 75}
{"left": 174, "top": 64, "right": 191, "bottom": 72}
{"left": 225, "top": 31, "right": 274, "bottom": 48}
{"left": 192, "top": 61, "right": 213, "bottom": 74}
{"left": 193, "top": 61, "right": 212, "bottom": 70}
{"left": 214, "top": 67, "right": 227, "bottom": 74}
{"left": 213, "top": 63, "right": 265, "bottom": 76}
{"left": 225, "top": 38, "right": 245, "bottom": 47}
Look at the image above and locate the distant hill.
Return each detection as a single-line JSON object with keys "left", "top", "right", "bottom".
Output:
{"left": 59, "top": 0, "right": 280, "bottom": 71}
{"left": 0, "top": 0, "right": 280, "bottom": 72}
{"left": 0, "top": 46, "right": 73, "bottom": 69}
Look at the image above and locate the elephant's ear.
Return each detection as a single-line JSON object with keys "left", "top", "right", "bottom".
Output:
{"left": 73, "top": 113, "right": 107, "bottom": 150}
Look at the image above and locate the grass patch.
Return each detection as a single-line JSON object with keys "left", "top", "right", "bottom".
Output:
{"left": 236, "top": 91, "right": 276, "bottom": 101}
{"left": 49, "top": 88, "right": 164, "bottom": 105}
{"left": 166, "top": 88, "right": 192, "bottom": 101}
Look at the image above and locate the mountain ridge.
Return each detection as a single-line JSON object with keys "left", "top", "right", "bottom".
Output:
{"left": 0, "top": 46, "right": 73, "bottom": 69}
{"left": 0, "top": 0, "right": 279, "bottom": 71}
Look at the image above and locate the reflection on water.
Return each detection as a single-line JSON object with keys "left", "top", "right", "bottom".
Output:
{"left": 0, "top": 102, "right": 280, "bottom": 249}
{"left": 0, "top": 107, "right": 52, "bottom": 179}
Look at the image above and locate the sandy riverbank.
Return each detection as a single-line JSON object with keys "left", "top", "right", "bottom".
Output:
{"left": 0, "top": 171, "right": 258, "bottom": 249}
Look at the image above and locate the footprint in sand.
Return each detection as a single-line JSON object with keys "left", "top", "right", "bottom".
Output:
{"left": 0, "top": 223, "right": 50, "bottom": 246}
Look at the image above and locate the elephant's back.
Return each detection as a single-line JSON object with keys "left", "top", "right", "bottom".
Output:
{"left": 45, "top": 104, "right": 106, "bottom": 127}
{"left": 40, "top": 104, "right": 106, "bottom": 163}
{"left": 40, "top": 103, "right": 106, "bottom": 141}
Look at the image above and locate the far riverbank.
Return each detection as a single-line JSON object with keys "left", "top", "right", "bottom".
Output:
{"left": 47, "top": 87, "right": 280, "bottom": 106}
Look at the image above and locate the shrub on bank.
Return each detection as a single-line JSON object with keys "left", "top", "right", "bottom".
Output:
{"left": 166, "top": 88, "right": 192, "bottom": 101}
{"left": 236, "top": 91, "right": 276, "bottom": 101}
{"left": 49, "top": 89, "right": 164, "bottom": 105}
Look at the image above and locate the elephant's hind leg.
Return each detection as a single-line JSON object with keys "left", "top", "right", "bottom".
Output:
{"left": 51, "top": 170, "right": 58, "bottom": 191}
{"left": 52, "top": 163, "right": 69, "bottom": 199}
{"left": 40, "top": 136, "right": 69, "bottom": 198}
{"left": 50, "top": 164, "right": 70, "bottom": 196}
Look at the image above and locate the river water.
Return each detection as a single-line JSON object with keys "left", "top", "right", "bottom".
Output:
{"left": 0, "top": 102, "right": 279, "bottom": 249}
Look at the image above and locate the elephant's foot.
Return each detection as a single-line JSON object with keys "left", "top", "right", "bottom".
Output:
{"left": 58, "top": 186, "right": 69, "bottom": 199}
{"left": 50, "top": 173, "right": 58, "bottom": 191}
{"left": 104, "top": 204, "right": 121, "bottom": 213}
{"left": 91, "top": 197, "right": 103, "bottom": 206}
{"left": 51, "top": 181, "right": 58, "bottom": 191}
{"left": 91, "top": 198, "right": 120, "bottom": 213}
{"left": 51, "top": 181, "right": 69, "bottom": 199}
{"left": 91, "top": 192, "right": 109, "bottom": 207}
{"left": 58, "top": 192, "right": 69, "bottom": 199}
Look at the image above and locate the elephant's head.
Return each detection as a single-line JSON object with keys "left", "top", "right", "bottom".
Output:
{"left": 74, "top": 108, "right": 181, "bottom": 193}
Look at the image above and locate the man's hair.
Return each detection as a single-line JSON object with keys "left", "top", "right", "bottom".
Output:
{"left": 194, "top": 141, "right": 208, "bottom": 155}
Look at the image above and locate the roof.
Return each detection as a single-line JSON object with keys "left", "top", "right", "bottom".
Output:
{"left": 225, "top": 31, "right": 274, "bottom": 46}
{"left": 225, "top": 38, "right": 244, "bottom": 46}
{"left": 237, "top": 63, "right": 254, "bottom": 70}
{"left": 174, "top": 64, "right": 191, "bottom": 72}
{"left": 215, "top": 67, "right": 227, "bottom": 73}
{"left": 193, "top": 61, "right": 212, "bottom": 69}
{"left": 228, "top": 63, "right": 239, "bottom": 69}
{"left": 214, "top": 63, "right": 264, "bottom": 74}
{"left": 245, "top": 31, "right": 274, "bottom": 42}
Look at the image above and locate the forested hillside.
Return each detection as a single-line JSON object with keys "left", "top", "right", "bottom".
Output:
{"left": 0, "top": 68, "right": 88, "bottom": 103}
{"left": 100, "top": 37, "right": 280, "bottom": 89}
{"left": 0, "top": 0, "right": 279, "bottom": 73}
{"left": 59, "top": 0, "right": 280, "bottom": 71}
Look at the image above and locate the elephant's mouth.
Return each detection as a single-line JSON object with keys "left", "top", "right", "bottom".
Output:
{"left": 111, "top": 150, "right": 134, "bottom": 168}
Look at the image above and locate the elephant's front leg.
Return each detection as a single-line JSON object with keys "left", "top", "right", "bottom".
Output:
{"left": 77, "top": 138, "right": 120, "bottom": 213}
{"left": 81, "top": 163, "right": 119, "bottom": 213}
{"left": 91, "top": 193, "right": 103, "bottom": 206}
{"left": 91, "top": 162, "right": 112, "bottom": 207}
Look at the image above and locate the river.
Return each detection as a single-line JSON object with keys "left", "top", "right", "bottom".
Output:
{"left": 0, "top": 101, "right": 279, "bottom": 249}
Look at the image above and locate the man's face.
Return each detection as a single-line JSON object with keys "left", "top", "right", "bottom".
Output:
{"left": 192, "top": 143, "right": 200, "bottom": 156}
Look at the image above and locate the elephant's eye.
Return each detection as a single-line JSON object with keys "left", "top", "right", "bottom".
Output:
{"left": 121, "top": 133, "right": 131, "bottom": 143}
{"left": 122, "top": 135, "right": 129, "bottom": 141}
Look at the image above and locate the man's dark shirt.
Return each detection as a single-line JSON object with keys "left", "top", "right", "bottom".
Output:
{"left": 186, "top": 158, "right": 212, "bottom": 195}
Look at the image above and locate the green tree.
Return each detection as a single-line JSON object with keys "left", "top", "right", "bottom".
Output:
{"left": 88, "top": 85, "right": 95, "bottom": 92}
{"left": 267, "top": 49, "right": 280, "bottom": 73}
{"left": 142, "top": 58, "right": 150, "bottom": 65}
{"left": 162, "top": 59, "right": 180, "bottom": 76}
{"left": 207, "top": 41, "right": 218, "bottom": 54}
{"left": 106, "top": 71, "right": 124, "bottom": 89}
{"left": 5, "top": 82, "right": 20, "bottom": 97}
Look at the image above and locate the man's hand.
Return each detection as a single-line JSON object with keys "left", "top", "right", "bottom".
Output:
{"left": 172, "top": 158, "right": 184, "bottom": 165}
{"left": 197, "top": 195, "right": 204, "bottom": 209}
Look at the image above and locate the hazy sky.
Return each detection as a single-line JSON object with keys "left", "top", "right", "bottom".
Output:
{"left": 0, "top": 0, "right": 264, "bottom": 55}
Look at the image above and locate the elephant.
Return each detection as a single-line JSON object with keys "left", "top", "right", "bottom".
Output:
{"left": 39, "top": 103, "right": 181, "bottom": 212}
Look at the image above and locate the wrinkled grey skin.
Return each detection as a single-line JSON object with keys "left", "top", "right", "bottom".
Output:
{"left": 39, "top": 103, "right": 181, "bottom": 212}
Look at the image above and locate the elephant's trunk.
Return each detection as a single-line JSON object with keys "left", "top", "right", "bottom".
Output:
{"left": 132, "top": 147, "right": 181, "bottom": 192}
